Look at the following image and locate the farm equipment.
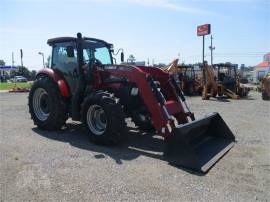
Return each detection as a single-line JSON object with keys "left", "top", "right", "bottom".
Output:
{"left": 201, "top": 62, "right": 250, "bottom": 99}
{"left": 201, "top": 62, "right": 218, "bottom": 100}
{"left": 165, "top": 61, "right": 202, "bottom": 95}
{"left": 215, "top": 63, "right": 250, "bottom": 99}
{"left": 28, "top": 33, "right": 235, "bottom": 173}
{"left": 261, "top": 73, "right": 270, "bottom": 100}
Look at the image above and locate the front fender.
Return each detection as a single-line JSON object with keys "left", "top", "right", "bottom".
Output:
{"left": 36, "top": 68, "right": 70, "bottom": 97}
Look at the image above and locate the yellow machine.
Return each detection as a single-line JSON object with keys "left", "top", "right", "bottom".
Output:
{"left": 201, "top": 62, "right": 218, "bottom": 100}
{"left": 201, "top": 62, "right": 249, "bottom": 99}
{"left": 262, "top": 73, "right": 270, "bottom": 100}
{"left": 165, "top": 59, "right": 202, "bottom": 95}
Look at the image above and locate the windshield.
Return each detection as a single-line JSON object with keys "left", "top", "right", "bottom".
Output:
{"left": 219, "top": 67, "right": 236, "bottom": 77}
{"left": 82, "top": 40, "right": 112, "bottom": 65}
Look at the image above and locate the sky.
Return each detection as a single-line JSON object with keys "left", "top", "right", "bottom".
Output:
{"left": 0, "top": 0, "right": 269, "bottom": 70}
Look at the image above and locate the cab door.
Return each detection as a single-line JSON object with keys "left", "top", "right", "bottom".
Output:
{"left": 51, "top": 41, "right": 79, "bottom": 95}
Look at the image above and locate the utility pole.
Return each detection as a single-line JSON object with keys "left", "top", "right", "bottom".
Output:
{"left": 202, "top": 35, "right": 205, "bottom": 64}
{"left": 209, "top": 35, "right": 215, "bottom": 65}
{"left": 38, "top": 52, "right": 45, "bottom": 68}
{"left": 12, "top": 52, "right": 15, "bottom": 67}
{"left": 147, "top": 58, "right": 150, "bottom": 66}
{"left": 20, "top": 49, "right": 23, "bottom": 67}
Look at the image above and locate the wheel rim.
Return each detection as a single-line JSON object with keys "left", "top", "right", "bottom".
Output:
{"left": 33, "top": 88, "right": 50, "bottom": 121}
{"left": 86, "top": 105, "right": 107, "bottom": 135}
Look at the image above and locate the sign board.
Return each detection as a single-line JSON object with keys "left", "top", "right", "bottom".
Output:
{"left": 197, "top": 24, "right": 211, "bottom": 36}
{"left": 0, "top": 66, "right": 17, "bottom": 70}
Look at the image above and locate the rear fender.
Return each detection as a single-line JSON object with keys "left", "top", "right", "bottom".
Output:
{"left": 36, "top": 68, "right": 70, "bottom": 97}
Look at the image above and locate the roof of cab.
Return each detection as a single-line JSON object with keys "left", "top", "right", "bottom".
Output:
{"left": 47, "top": 37, "right": 112, "bottom": 46}
{"left": 47, "top": 37, "right": 77, "bottom": 45}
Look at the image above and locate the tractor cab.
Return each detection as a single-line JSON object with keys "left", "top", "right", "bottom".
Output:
{"left": 176, "top": 65, "right": 202, "bottom": 95}
{"left": 215, "top": 63, "right": 237, "bottom": 90}
{"left": 47, "top": 37, "right": 115, "bottom": 94}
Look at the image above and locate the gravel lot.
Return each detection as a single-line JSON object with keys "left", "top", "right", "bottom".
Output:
{"left": 0, "top": 91, "right": 269, "bottom": 202}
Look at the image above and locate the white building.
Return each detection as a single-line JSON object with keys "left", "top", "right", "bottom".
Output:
{"left": 254, "top": 52, "right": 270, "bottom": 82}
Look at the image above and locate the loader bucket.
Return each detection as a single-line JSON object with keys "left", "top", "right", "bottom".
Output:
{"left": 164, "top": 112, "right": 235, "bottom": 173}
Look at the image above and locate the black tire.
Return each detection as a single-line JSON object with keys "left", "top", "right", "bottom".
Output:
{"left": 81, "top": 91, "right": 126, "bottom": 145}
{"left": 218, "top": 92, "right": 223, "bottom": 96}
{"left": 211, "top": 88, "right": 217, "bottom": 97}
{"left": 217, "top": 87, "right": 223, "bottom": 96}
{"left": 131, "top": 111, "right": 155, "bottom": 132}
{"left": 28, "top": 76, "right": 68, "bottom": 130}
{"left": 202, "top": 86, "right": 209, "bottom": 100}
{"left": 184, "top": 84, "right": 194, "bottom": 96}
{"left": 262, "top": 91, "right": 270, "bottom": 100}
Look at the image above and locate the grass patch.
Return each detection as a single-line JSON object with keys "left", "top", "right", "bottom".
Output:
{"left": 0, "top": 82, "right": 31, "bottom": 90}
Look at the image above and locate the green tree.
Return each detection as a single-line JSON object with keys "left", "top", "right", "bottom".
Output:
{"left": 30, "top": 70, "right": 37, "bottom": 80}
{"left": 0, "top": 59, "right": 5, "bottom": 66}
{"left": 127, "top": 54, "right": 136, "bottom": 64}
{"left": 10, "top": 66, "right": 31, "bottom": 80}
{"left": 45, "top": 55, "right": 51, "bottom": 67}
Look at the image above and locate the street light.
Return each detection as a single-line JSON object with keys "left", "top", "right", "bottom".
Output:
{"left": 38, "top": 52, "right": 45, "bottom": 68}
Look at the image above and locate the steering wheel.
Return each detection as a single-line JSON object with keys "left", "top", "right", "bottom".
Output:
{"left": 84, "top": 58, "right": 103, "bottom": 82}
{"left": 86, "top": 58, "right": 103, "bottom": 67}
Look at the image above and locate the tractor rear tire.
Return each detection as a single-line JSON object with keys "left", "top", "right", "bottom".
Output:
{"left": 28, "top": 77, "right": 68, "bottom": 130}
{"left": 81, "top": 91, "right": 126, "bottom": 145}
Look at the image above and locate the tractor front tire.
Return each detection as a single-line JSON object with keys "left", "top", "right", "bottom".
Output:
{"left": 131, "top": 111, "right": 155, "bottom": 132}
{"left": 82, "top": 92, "right": 126, "bottom": 145}
{"left": 28, "top": 77, "right": 68, "bottom": 130}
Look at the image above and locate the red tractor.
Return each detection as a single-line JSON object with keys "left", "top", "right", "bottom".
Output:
{"left": 29, "top": 33, "right": 235, "bottom": 173}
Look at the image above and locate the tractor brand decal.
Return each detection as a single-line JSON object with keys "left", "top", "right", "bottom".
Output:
{"left": 118, "top": 66, "right": 132, "bottom": 71}
{"left": 104, "top": 65, "right": 132, "bottom": 71}
{"left": 105, "top": 65, "right": 117, "bottom": 70}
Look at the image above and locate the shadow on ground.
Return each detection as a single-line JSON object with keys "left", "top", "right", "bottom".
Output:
{"left": 211, "top": 97, "right": 231, "bottom": 102}
{"left": 32, "top": 123, "right": 203, "bottom": 176}
{"left": 207, "top": 95, "right": 256, "bottom": 102}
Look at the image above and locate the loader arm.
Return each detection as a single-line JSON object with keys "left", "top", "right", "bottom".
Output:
{"left": 98, "top": 64, "right": 235, "bottom": 173}
{"left": 98, "top": 64, "right": 189, "bottom": 137}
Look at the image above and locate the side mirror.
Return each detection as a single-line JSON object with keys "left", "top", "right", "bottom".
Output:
{"left": 121, "top": 52, "right": 124, "bottom": 63}
{"left": 66, "top": 46, "right": 74, "bottom": 57}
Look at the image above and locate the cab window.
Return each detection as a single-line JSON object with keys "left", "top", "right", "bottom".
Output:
{"left": 52, "top": 42, "right": 77, "bottom": 69}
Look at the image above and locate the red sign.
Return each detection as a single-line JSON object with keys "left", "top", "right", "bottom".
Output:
{"left": 197, "top": 24, "right": 211, "bottom": 36}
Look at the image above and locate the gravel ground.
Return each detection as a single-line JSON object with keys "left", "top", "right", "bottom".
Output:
{"left": 0, "top": 91, "right": 269, "bottom": 202}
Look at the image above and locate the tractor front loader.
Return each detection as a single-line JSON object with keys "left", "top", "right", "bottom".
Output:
{"left": 28, "top": 33, "right": 235, "bottom": 173}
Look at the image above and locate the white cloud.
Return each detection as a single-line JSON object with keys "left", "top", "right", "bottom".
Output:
{"left": 15, "top": 0, "right": 214, "bottom": 15}
{"left": 96, "top": 0, "right": 215, "bottom": 15}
